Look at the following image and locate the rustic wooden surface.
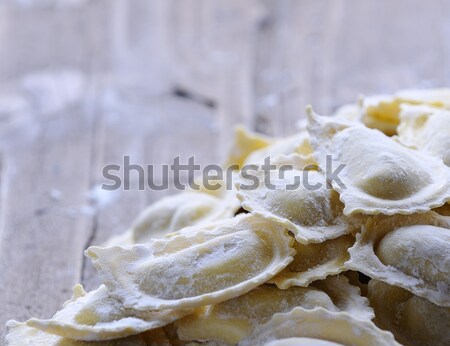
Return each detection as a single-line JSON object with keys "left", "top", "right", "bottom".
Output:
{"left": 1, "top": 0, "right": 450, "bottom": 340}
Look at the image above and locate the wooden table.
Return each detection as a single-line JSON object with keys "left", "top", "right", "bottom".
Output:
{"left": 1, "top": 0, "right": 449, "bottom": 340}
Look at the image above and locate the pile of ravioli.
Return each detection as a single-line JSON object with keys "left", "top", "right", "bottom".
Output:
{"left": 6, "top": 89, "right": 450, "bottom": 346}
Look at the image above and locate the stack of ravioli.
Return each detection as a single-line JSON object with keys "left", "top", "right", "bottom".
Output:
{"left": 6, "top": 89, "right": 450, "bottom": 346}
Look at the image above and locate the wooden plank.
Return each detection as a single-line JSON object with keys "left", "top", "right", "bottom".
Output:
{"left": 0, "top": 101, "right": 96, "bottom": 337}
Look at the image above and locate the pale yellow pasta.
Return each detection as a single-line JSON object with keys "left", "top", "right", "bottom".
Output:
{"left": 361, "top": 88, "right": 450, "bottom": 135}
{"left": 244, "top": 131, "right": 313, "bottom": 165}
{"left": 269, "top": 235, "right": 354, "bottom": 288}
{"left": 224, "top": 126, "right": 273, "bottom": 168}
{"left": 346, "top": 212, "right": 450, "bottom": 306}
{"left": 368, "top": 280, "right": 450, "bottom": 346}
{"left": 131, "top": 191, "right": 237, "bottom": 243}
{"left": 239, "top": 307, "right": 400, "bottom": 346}
{"left": 307, "top": 109, "right": 450, "bottom": 216}
{"left": 237, "top": 163, "right": 360, "bottom": 244}
{"left": 397, "top": 104, "right": 450, "bottom": 166}
{"left": 25, "top": 285, "right": 191, "bottom": 341}
{"left": 86, "top": 215, "right": 295, "bottom": 310}
{"left": 265, "top": 339, "right": 345, "bottom": 346}
{"left": 4, "top": 321, "right": 149, "bottom": 346}
{"left": 310, "top": 275, "right": 374, "bottom": 321}
{"left": 175, "top": 284, "right": 338, "bottom": 345}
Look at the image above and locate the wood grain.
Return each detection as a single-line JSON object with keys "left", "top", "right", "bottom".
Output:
{"left": 1, "top": 0, "right": 450, "bottom": 341}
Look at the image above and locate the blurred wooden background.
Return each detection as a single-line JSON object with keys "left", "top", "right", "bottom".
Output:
{"left": 1, "top": 0, "right": 450, "bottom": 339}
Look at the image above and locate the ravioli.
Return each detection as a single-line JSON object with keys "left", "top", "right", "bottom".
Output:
{"left": 131, "top": 191, "right": 237, "bottom": 243}
{"left": 307, "top": 109, "right": 450, "bottom": 215}
{"left": 310, "top": 274, "right": 374, "bottom": 321}
{"left": 224, "top": 126, "right": 272, "bottom": 168}
{"left": 25, "top": 285, "right": 190, "bottom": 341}
{"left": 361, "top": 88, "right": 450, "bottom": 135}
{"left": 176, "top": 275, "right": 373, "bottom": 345}
{"left": 4, "top": 321, "right": 149, "bottom": 346}
{"left": 269, "top": 235, "right": 354, "bottom": 288}
{"left": 239, "top": 307, "right": 400, "bottom": 346}
{"left": 244, "top": 131, "right": 313, "bottom": 165}
{"left": 86, "top": 215, "right": 295, "bottom": 310}
{"left": 175, "top": 284, "right": 338, "bottom": 345}
{"left": 265, "top": 338, "right": 346, "bottom": 346}
{"left": 237, "top": 162, "right": 360, "bottom": 244}
{"left": 368, "top": 280, "right": 450, "bottom": 346}
{"left": 345, "top": 212, "right": 450, "bottom": 306}
{"left": 397, "top": 104, "right": 450, "bottom": 166}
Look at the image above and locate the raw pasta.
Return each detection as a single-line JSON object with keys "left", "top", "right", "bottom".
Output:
{"left": 132, "top": 191, "right": 237, "bottom": 243}
{"left": 368, "top": 280, "right": 450, "bottom": 346}
{"left": 345, "top": 212, "right": 450, "bottom": 306}
{"left": 224, "top": 126, "right": 273, "bottom": 168}
{"left": 4, "top": 321, "right": 150, "bottom": 346}
{"left": 397, "top": 104, "right": 450, "bottom": 166}
{"left": 239, "top": 307, "right": 400, "bottom": 346}
{"left": 307, "top": 108, "right": 450, "bottom": 216}
{"left": 269, "top": 235, "right": 354, "bottom": 288}
{"left": 237, "top": 161, "right": 360, "bottom": 244}
{"left": 244, "top": 131, "right": 313, "bottom": 165}
{"left": 8, "top": 88, "right": 450, "bottom": 346}
{"left": 176, "top": 274, "right": 372, "bottom": 345}
{"left": 175, "top": 284, "right": 338, "bottom": 345}
{"left": 361, "top": 88, "right": 450, "bottom": 135}
{"left": 86, "top": 215, "right": 295, "bottom": 310}
{"left": 25, "top": 285, "right": 191, "bottom": 341}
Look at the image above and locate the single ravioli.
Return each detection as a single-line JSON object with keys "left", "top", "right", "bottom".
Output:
{"left": 345, "top": 212, "right": 450, "bottom": 307}
{"left": 238, "top": 307, "right": 400, "bottom": 346}
{"left": 223, "top": 126, "right": 273, "bottom": 168}
{"left": 397, "top": 104, "right": 450, "bottom": 166}
{"left": 269, "top": 235, "right": 355, "bottom": 288}
{"left": 361, "top": 88, "right": 450, "bottom": 136}
{"left": 25, "top": 284, "right": 191, "bottom": 341}
{"left": 244, "top": 130, "right": 313, "bottom": 165}
{"left": 368, "top": 280, "right": 450, "bottom": 346}
{"left": 307, "top": 109, "right": 450, "bottom": 216}
{"left": 86, "top": 215, "right": 295, "bottom": 310}
{"left": 4, "top": 321, "right": 149, "bottom": 346}
{"left": 264, "top": 338, "right": 350, "bottom": 346}
{"left": 176, "top": 275, "right": 373, "bottom": 345}
{"left": 131, "top": 191, "right": 237, "bottom": 243}
{"left": 237, "top": 159, "right": 361, "bottom": 244}
{"left": 175, "top": 284, "right": 338, "bottom": 345}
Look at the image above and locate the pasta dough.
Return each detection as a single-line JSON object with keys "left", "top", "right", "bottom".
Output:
{"left": 176, "top": 275, "right": 373, "bottom": 345}
{"left": 175, "top": 284, "right": 338, "bottom": 345}
{"left": 269, "top": 235, "right": 354, "bottom": 288}
{"left": 4, "top": 321, "right": 150, "bottom": 346}
{"left": 244, "top": 131, "right": 313, "bottom": 165}
{"left": 361, "top": 88, "right": 450, "bottom": 135}
{"left": 86, "top": 215, "right": 295, "bottom": 310}
{"left": 239, "top": 307, "right": 400, "bottom": 346}
{"left": 132, "top": 191, "right": 236, "bottom": 243}
{"left": 25, "top": 285, "right": 191, "bottom": 341}
{"left": 397, "top": 104, "right": 450, "bottom": 166}
{"left": 368, "top": 280, "right": 450, "bottom": 346}
{"left": 237, "top": 161, "right": 360, "bottom": 244}
{"left": 346, "top": 212, "right": 450, "bottom": 306}
{"left": 307, "top": 108, "right": 450, "bottom": 215}
{"left": 224, "top": 126, "right": 272, "bottom": 168}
